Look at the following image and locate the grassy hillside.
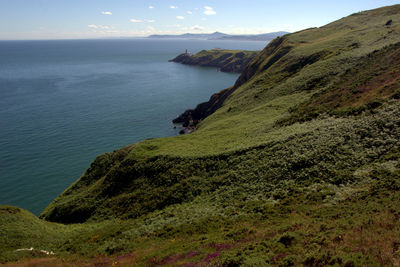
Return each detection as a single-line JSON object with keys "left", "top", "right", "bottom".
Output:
{"left": 2, "top": 4, "right": 400, "bottom": 266}
{"left": 170, "top": 49, "right": 259, "bottom": 73}
{"left": 280, "top": 41, "right": 400, "bottom": 125}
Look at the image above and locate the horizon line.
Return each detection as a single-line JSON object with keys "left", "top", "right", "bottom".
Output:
{"left": 0, "top": 30, "right": 293, "bottom": 42}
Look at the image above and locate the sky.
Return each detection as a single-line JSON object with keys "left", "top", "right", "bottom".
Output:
{"left": 0, "top": 0, "right": 399, "bottom": 40}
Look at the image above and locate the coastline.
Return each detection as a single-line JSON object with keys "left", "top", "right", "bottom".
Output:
{"left": 169, "top": 48, "right": 261, "bottom": 131}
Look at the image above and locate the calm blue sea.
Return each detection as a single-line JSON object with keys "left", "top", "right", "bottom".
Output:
{"left": 0, "top": 38, "right": 267, "bottom": 215}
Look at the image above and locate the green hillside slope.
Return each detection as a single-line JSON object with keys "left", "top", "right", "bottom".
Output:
{"left": 40, "top": 4, "right": 400, "bottom": 223}
{"left": 2, "top": 4, "right": 400, "bottom": 266}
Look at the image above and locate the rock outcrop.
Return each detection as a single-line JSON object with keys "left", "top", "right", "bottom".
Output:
{"left": 170, "top": 49, "right": 259, "bottom": 73}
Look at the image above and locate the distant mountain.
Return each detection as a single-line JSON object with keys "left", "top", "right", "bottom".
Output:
{"left": 218, "top": 31, "right": 290, "bottom": 41}
{"left": 148, "top": 31, "right": 228, "bottom": 39}
{"left": 148, "top": 31, "right": 290, "bottom": 41}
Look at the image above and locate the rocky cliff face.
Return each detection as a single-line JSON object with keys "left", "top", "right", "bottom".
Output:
{"left": 170, "top": 49, "right": 259, "bottom": 73}
{"left": 172, "top": 86, "right": 235, "bottom": 127}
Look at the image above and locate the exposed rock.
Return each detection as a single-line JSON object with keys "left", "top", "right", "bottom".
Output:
{"left": 172, "top": 86, "right": 235, "bottom": 128}
{"left": 172, "top": 36, "right": 290, "bottom": 129}
{"left": 169, "top": 49, "right": 259, "bottom": 73}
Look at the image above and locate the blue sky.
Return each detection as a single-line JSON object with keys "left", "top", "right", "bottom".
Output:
{"left": 0, "top": 0, "right": 399, "bottom": 40}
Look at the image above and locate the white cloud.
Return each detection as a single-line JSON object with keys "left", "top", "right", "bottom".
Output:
{"left": 130, "top": 19, "right": 154, "bottom": 23}
{"left": 203, "top": 6, "right": 216, "bottom": 15}
{"left": 176, "top": 16, "right": 184, "bottom": 20}
{"left": 101, "top": 11, "right": 112, "bottom": 15}
{"left": 170, "top": 5, "right": 177, "bottom": 9}
{"left": 88, "top": 24, "right": 110, "bottom": 29}
{"left": 187, "top": 11, "right": 193, "bottom": 15}
{"left": 192, "top": 25, "right": 204, "bottom": 31}
{"left": 130, "top": 19, "right": 143, "bottom": 23}
{"left": 148, "top": 5, "right": 154, "bottom": 9}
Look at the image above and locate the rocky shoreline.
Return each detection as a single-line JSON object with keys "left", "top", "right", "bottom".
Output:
{"left": 171, "top": 38, "right": 286, "bottom": 131}
{"left": 170, "top": 48, "right": 263, "bottom": 132}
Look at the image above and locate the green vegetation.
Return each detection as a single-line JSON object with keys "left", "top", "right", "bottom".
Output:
{"left": 2, "top": 171, "right": 400, "bottom": 265}
{"left": 2, "top": 4, "right": 400, "bottom": 266}
{"left": 170, "top": 49, "right": 259, "bottom": 72}
{"left": 279, "top": 42, "right": 400, "bottom": 125}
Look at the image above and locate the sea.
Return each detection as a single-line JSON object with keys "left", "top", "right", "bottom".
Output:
{"left": 0, "top": 38, "right": 267, "bottom": 215}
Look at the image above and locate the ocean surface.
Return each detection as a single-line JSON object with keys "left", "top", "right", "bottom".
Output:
{"left": 0, "top": 38, "right": 267, "bottom": 215}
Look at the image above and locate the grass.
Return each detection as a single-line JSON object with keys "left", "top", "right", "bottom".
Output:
{"left": 3, "top": 170, "right": 400, "bottom": 265}
{"left": 191, "top": 49, "right": 258, "bottom": 61}
{"left": 2, "top": 4, "right": 400, "bottom": 266}
{"left": 280, "top": 42, "right": 400, "bottom": 125}
{"left": 133, "top": 4, "right": 400, "bottom": 158}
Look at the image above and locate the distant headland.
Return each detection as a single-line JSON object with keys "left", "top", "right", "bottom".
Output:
{"left": 169, "top": 48, "right": 259, "bottom": 73}
{"left": 148, "top": 31, "right": 290, "bottom": 41}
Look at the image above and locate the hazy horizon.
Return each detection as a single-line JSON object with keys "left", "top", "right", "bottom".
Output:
{"left": 0, "top": 31, "right": 288, "bottom": 42}
{"left": 1, "top": 0, "right": 399, "bottom": 40}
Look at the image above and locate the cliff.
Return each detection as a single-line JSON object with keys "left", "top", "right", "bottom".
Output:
{"left": 42, "top": 6, "right": 400, "bottom": 221}
{"left": 172, "top": 37, "right": 287, "bottom": 127}
{"left": 170, "top": 49, "right": 259, "bottom": 73}
{"left": 3, "top": 5, "right": 400, "bottom": 266}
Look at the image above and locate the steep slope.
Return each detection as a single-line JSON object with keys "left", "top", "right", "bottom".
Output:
{"left": 170, "top": 49, "right": 259, "bottom": 73}
{"left": 171, "top": 36, "right": 290, "bottom": 127}
{"left": 280, "top": 42, "right": 400, "bottom": 124}
{"left": 3, "top": 4, "right": 400, "bottom": 266}
{"left": 174, "top": 7, "right": 400, "bottom": 128}
{"left": 40, "top": 5, "right": 400, "bottom": 223}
